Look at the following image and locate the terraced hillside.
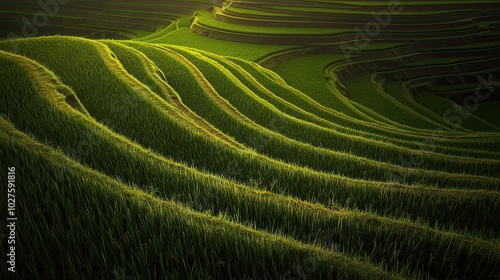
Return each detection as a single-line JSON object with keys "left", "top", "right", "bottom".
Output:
{"left": 0, "top": 0, "right": 499, "bottom": 279}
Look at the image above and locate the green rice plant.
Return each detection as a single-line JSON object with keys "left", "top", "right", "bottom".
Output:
{"left": 2, "top": 37, "right": 500, "bottom": 243}
{"left": 156, "top": 44, "right": 500, "bottom": 180}
{"left": 230, "top": 56, "right": 500, "bottom": 159}
{"left": 274, "top": 54, "right": 367, "bottom": 116}
{"left": 195, "top": 10, "right": 348, "bottom": 35}
{"left": 416, "top": 92, "right": 500, "bottom": 132}
{"left": 1, "top": 121, "right": 403, "bottom": 279}
{"left": 197, "top": 50, "right": 500, "bottom": 177}
{"left": 1, "top": 2, "right": 500, "bottom": 278}
{"left": 3, "top": 49, "right": 500, "bottom": 279}
{"left": 145, "top": 27, "right": 292, "bottom": 61}
{"left": 343, "top": 73, "right": 457, "bottom": 130}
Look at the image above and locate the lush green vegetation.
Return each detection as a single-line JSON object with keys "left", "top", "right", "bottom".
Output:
{"left": 0, "top": 0, "right": 499, "bottom": 279}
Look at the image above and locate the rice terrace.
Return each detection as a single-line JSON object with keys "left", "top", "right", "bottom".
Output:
{"left": 0, "top": 0, "right": 499, "bottom": 279}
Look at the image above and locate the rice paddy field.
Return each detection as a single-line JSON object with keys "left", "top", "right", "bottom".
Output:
{"left": 0, "top": 0, "right": 499, "bottom": 279}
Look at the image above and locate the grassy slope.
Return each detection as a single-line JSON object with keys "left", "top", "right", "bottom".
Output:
{"left": 274, "top": 54, "right": 367, "bottom": 116}
{"left": 164, "top": 45, "right": 500, "bottom": 178}
{"left": 0, "top": 119, "right": 395, "bottom": 280}
{"left": 230, "top": 57, "right": 500, "bottom": 159}
{"left": 1, "top": 37, "right": 499, "bottom": 226}
{"left": 1, "top": 1, "right": 500, "bottom": 279}
{"left": 196, "top": 10, "right": 348, "bottom": 35}
{"left": 146, "top": 27, "right": 293, "bottom": 61}
{"left": 1, "top": 41, "right": 500, "bottom": 280}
